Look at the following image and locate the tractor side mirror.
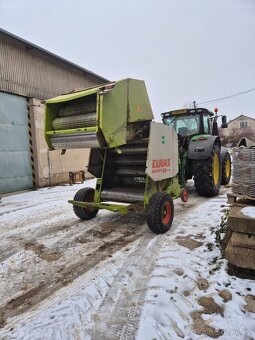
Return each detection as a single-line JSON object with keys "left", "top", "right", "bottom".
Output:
{"left": 221, "top": 115, "right": 228, "bottom": 128}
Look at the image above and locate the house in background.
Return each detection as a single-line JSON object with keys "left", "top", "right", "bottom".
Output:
{"left": 219, "top": 114, "right": 255, "bottom": 146}
{"left": 0, "top": 28, "right": 108, "bottom": 194}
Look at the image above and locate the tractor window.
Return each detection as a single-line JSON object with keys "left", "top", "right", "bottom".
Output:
{"left": 165, "top": 115, "right": 200, "bottom": 136}
{"left": 203, "top": 115, "right": 210, "bottom": 134}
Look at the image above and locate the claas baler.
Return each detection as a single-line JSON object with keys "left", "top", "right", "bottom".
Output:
{"left": 45, "top": 78, "right": 188, "bottom": 233}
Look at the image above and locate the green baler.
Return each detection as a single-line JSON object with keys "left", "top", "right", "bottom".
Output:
{"left": 45, "top": 78, "right": 188, "bottom": 234}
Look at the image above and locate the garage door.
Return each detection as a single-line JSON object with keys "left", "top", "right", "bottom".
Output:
{"left": 0, "top": 92, "right": 33, "bottom": 193}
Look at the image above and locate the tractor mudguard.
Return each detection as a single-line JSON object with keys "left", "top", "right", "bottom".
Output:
{"left": 188, "top": 135, "right": 221, "bottom": 160}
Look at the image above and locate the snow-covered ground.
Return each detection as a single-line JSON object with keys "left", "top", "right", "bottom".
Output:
{"left": 0, "top": 181, "right": 254, "bottom": 339}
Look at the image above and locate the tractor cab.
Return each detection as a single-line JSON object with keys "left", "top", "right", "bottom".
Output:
{"left": 161, "top": 107, "right": 231, "bottom": 196}
{"left": 161, "top": 107, "right": 228, "bottom": 139}
{"left": 161, "top": 108, "right": 214, "bottom": 138}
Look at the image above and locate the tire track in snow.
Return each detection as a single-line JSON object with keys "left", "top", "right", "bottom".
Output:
{"left": 0, "top": 211, "right": 147, "bottom": 327}
{"left": 90, "top": 234, "right": 160, "bottom": 340}
{"left": 90, "top": 192, "right": 213, "bottom": 340}
{"left": 0, "top": 186, "right": 228, "bottom": 337}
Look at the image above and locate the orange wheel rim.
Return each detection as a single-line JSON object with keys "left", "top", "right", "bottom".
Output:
{"left": 182, "top": 188, "right": 189, "bottom": 202}
{"left": 162, "top": 202, "right": 171, "bottom": 224}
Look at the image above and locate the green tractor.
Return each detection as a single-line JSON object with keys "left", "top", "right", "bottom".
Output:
{"left": 161, "top": 107, "right": 231, "bottom": 197}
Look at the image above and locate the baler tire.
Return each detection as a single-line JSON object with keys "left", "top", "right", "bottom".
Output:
{"left": 146, "top": 192, "right": 174, "bottom": 234}
{"left": 73, "top": 187, "right": 98, "bottom": 220}
{"left": 193, "top": 145, "right": 221, "bottom": 197}
{"left": 221, "top": 152, "right": 231, "bottom": 185}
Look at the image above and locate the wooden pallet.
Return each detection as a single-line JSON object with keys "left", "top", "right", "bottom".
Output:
{"left": 227, "top": 192, "right": 255, "bottom": 205}
{"left": 69, "top": 170, "right": 85, "bottom": 185}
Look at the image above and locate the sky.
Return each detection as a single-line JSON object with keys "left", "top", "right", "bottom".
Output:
{"left": 0, "top": 0, "right": 255, "bottom": 121}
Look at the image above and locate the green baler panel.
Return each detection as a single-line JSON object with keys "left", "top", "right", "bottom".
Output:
{"left": 45, "top": 87, "right": 100, "bottom": 150}
{"left": 46, "top": 87, "right": 100, "bottom": 104}
{"left": 44, "top": 103, "right": 62, "bottom": 150}
{"left": 127, "top": 79, "right": 154, "bottom": 123}
{"left": 101, "top": 79, "right": 128, "bottom": 148}
{"left": 44, "top": 78, "right": 154, "bottom": 150}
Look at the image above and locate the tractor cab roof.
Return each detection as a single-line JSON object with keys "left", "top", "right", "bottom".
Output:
{"left": 161, "top": 108, "right": 214, "bottom": 118}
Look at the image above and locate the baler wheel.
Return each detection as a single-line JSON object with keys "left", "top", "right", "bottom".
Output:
{"left": 146, "top": 192, "right": 174, "bottom": 234}
{"left": 73, "top": 187, "right": 98, "bottom": 220}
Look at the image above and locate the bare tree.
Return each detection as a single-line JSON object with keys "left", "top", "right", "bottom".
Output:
{"left": 219, "top": 126, "right": 255, "bottom": 146}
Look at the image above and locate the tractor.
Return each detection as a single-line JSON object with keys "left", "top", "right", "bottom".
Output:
{"left": 161, "top": 107, "right": 231, "bottom": 197}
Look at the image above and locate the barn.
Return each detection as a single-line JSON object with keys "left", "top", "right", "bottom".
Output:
{"left": 0, "top": 28, "right": 108, "bottom": 194}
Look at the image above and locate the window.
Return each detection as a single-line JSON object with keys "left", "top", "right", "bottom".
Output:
{"left": 164, "top": 114, "right": 200, "bottom": 136}
{"left": 203, "top": 115, "right": 211, "bottom": 134}
{"left": 240, "top": 121, "right": 248, "bottom": 129}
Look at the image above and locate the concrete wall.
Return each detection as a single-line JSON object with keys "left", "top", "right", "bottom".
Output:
{"left": 29, "top": 98, "right": 92, "bottom": 187}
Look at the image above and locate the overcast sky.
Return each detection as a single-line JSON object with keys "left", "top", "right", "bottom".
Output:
{"left": 0, "top": 0, "right": 254, "bottom": 121}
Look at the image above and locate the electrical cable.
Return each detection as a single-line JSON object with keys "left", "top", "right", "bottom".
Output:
{"left": 198, "top": 87, "right": 255, "bottom": 105}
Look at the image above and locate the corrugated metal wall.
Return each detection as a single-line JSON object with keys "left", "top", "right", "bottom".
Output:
{"left": 0, "top": 31, "right": 105, "bottom": 100}
{"left": 0, "top": 92, "right": 33, "bottom": 193}
{"left": 0, "top": 30, "right": 107, "bottom": 193}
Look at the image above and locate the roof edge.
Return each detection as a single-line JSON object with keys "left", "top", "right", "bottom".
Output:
{"left": 229, "top": 114, "right": 255, "bottom": 124}
{"left": 0, "top": 27, "right": 109, "bottom": 83}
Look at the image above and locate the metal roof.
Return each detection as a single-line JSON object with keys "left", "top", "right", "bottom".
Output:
{"left": 0, "top": 28, "right": 109, "bottom": 83}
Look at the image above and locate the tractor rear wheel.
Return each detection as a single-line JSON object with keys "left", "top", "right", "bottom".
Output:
{"left": 146, "top": 192, "right": 174, "bottom": 234}
{"left": 221, "top": 152, "right": 231, "bottom": 185}
{"left": 193, "top": 145, "right": 221, "bottom": 197}
{"left": 73, "top": 187, "right": 98, "bottom": 220}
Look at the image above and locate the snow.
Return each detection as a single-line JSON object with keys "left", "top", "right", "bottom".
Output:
{"left": 136, "top": 198, "right": 252, "bottom": 340}
{"left": 0, "top": 183, "right": 255, "bottom": 339}
{"left": 0, "top": 252, "right": 126, "bottom": 340}
{"left": 241, "top": 206, "right": 255, "bottom": 219}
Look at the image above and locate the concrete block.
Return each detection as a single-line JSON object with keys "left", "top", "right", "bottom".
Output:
{"left": 227, "top": 205, "right": 255, "bottom": 234}
{"left": 231, "top": 232, "right": 255, "bottom": 250}
{"left": 225, "top": 240, "right": 255, "bottom": 270}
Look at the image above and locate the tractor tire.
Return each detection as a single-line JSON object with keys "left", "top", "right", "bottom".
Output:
{"left": 193, "top": 145, "right": 221, "bottom": 197}
{"left": 73, "top": 187, "right": 98, "bottom": 220}
{"left": 221, "top": 152, "right": 231, "bottom": 185}
{"left": 146, "top": 192, "right": 174, "bottom": 234}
